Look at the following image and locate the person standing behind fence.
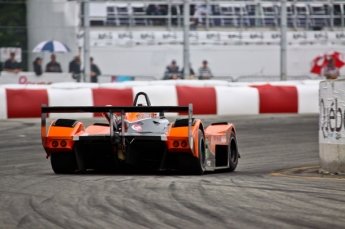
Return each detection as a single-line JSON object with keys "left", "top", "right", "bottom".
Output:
{"left": 69, "top": 55, "right": 81, "bottom": 82}
{"left": 90, "top": 57, "right": 101, "bottom": 83}
{"left": 164, "top": 60, "right": 182, "bottom": 80}
{"left": 198, "top": 60, "right": 213, "bottom": 80}
{"left": 33, "top": 57, "right": 43, "bottom": 76}
{"left": 45, "top": 54, "right": 62, "bottom": 72}
{"left": 181, "top": 63, "right": 196, "bottom": 79}
{"left": 4, "top": 52, "right": 21, "bottom": 73}
{"left": 322, "top": 58, "right": 340, "bottom": 80}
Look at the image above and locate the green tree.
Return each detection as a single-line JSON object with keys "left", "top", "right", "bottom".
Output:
{"left": 0, "top": 0, "right": 27, "bottom": 70}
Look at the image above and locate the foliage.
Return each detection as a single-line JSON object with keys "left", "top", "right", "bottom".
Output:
{"left": 0, "top": 0, "right": 27, "bottom": 70}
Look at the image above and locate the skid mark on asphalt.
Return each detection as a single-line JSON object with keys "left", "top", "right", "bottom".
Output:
{"left": 270, "top": 166, "right": 345, "bottom": 181}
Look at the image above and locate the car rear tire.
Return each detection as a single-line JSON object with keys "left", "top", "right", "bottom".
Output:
{"left": 51, "top": 153, "right": 77, "bottom": 174}
{"left": 227, "top": 131, "right": 239, "bottom": 172}
{"left": 177, "top": 129, "right": 206, "bottom": 175}
{"left": 194, "top": 129, "right": 206, "bottom": 175}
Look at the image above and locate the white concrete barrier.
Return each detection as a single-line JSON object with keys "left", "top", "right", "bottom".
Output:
{"left": 0, "top": 88, "right": 7, "bottom": 119}
{"left": 319, "top": 80, "right": 345, "bottom": 173}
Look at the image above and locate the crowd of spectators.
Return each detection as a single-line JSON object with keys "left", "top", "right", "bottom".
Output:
{"left": 1, "top": 54, "right": 341, "bottom": 82}
{"left": 145, "top": 4, "right": 207, "bottom": 29}
{"left": 164, "top": 60, "right": 213, "bottom": 80}
{"left": 0, "top": 53, "right": 102, "bottom": 83}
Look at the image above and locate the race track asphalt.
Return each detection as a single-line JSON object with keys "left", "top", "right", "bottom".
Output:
{"left": 0, "top": 115, "right": 344, "bottom": 229}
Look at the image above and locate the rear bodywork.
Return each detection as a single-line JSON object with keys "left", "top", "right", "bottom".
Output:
{"left": 41, "top": 93, "right": 238, "bottom": 173}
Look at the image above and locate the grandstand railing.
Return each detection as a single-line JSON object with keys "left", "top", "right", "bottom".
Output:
{"left": 86, "top": 1, "right": 345, "bottom": 30}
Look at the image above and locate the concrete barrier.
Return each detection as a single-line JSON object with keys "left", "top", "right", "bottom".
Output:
{"left": 319, "top": 80, "right": 345, "bottom": 174}
{"left": 0, "top": 82, "right": 319, "bottom": 119}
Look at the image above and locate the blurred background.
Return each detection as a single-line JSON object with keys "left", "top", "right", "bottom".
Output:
{"left": 1, "top": 0, "right": 345, "bottom": 82}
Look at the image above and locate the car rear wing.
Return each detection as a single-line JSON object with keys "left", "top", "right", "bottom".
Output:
{"left": 41, "top": 104, "right": 194, "bottom": 152}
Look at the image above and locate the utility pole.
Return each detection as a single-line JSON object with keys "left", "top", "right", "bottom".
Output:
{"left": 183, "top": 0, "right": 190, "bottom": 80}
{"left": 83, "top": 0, "right": 91, "bottom": 82}
{"left": 280, "top": 0, "right": 287, "bottom": 81}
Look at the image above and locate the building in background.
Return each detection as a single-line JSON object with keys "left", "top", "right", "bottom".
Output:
{"left": 25, "top": 0, "right": 345, "bottom": 80}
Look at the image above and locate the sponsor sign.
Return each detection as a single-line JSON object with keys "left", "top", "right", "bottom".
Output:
{"left": 89, "top": 31, "right": 345, "bottom": 46}
{"left": 0, "top": 72, "right": 75, "bottom": 84}
{"left": 0, "top": 72, "right": 113, "bottom": 84}
{"left": 319, "top": 80, "right": 345, "bottom": 144}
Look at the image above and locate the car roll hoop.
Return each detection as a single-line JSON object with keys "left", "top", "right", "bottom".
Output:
{"left": 132, "top": 92, "right": 152, "bottom": 106}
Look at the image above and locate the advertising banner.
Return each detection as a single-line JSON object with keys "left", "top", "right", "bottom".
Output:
{"left": 89, "top": 31, "right": 345, "bottom": 47}
{"left": 0, "top": 72, "right": 124, "bottom": 84}
{"left": 319, "top": 79, "right": 345, "bottom": 173}
{"left": 319, "top": 80, "right": 345, "bottom": 145}
{"left": 0, "top": 72, "right": 77, "bottom": 85}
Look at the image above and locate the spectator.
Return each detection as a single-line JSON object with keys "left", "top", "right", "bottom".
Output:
{"left": 198, "top": 60, "right": 213, "bottom": 80}
{"left": 323, "top": 58, "right": 340, "bottom": 80}
{"left": 164, "top": 60, "right": 182, "bottom": 80}
{"left": 33, "top": 57, "right": 43, "bottom": 76}
{"left": 191, "top": 5, "right": 208, "bottom": 30}
{"left": 69, "top": 55, "right": 82, "bottom": 82}
{"left": 181, "top": 63, "right": 196, "bottom": 79}
{"left": 90, "top": 57, "right": 101, "bottom": 83}
{"left": 45, "top": 54, "right": 62, "bottom": 72}
{"left": 147, "top": 4, "right": 167, "bottom": 25}
{"left": 4, "top": 52, "right": 21, "bottom": 73}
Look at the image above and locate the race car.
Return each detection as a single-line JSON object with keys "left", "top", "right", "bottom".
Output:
{"left": 41, "top": 92, "right": 239, "bottom": 175}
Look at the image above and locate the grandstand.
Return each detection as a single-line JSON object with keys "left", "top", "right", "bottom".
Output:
{"left": 88, "top": 1, "right": 345, "bottom": 30}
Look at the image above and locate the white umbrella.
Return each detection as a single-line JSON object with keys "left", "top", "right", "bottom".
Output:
{"left": 32, "top": 40, "right": 71, "bottom": 53}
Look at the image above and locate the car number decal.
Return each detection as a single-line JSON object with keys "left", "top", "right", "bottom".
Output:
{"left": 132, "top": 124, "right": 142, "bottom": 131}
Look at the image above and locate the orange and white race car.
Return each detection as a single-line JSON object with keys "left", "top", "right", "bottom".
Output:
{"left": 41, "top": 92, "right": 239, "bottom": 175}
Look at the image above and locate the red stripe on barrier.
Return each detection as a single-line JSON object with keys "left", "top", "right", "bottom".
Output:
{"left": 176, "top": 86, "right": 217, "bottom": 115}
{"left": 251, "top": 84, "right": 298, "bottom": 113}
{"left": 6, "top": 89, "right": 49, "bottom": 118}
{"left": 92, "top": 88, "right": 133, "bottom": 117}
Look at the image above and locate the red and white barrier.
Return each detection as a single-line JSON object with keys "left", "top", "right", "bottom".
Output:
{"left": 0, "top": 82, "right": 319, "bottom": 119}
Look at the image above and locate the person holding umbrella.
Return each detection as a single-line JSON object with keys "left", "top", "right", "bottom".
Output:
{"left": 45, "top": 54, "right": 62, "bottom": 73}
{"left": 322, "top": 58, "right": 340, "bottom": 80}
{"left": 32, "top": 40, "right": 70, "bottom": 74}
